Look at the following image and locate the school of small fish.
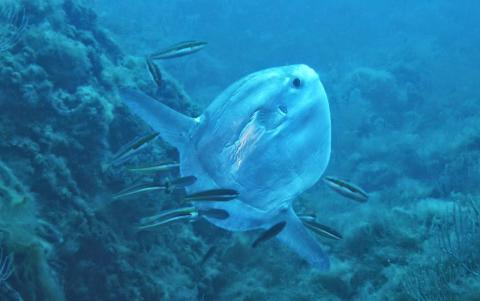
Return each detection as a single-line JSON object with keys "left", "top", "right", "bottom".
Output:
{"left": 108, "top": 40, "right": 369, "bottom": 267}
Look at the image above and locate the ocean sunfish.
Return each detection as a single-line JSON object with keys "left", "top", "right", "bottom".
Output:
{"left": 120, "top": 64, "right": 332, "bottom": 270}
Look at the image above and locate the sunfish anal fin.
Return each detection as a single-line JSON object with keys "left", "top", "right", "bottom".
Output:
{"left": 277, "top": 207, "right": 330, "bottom": 270}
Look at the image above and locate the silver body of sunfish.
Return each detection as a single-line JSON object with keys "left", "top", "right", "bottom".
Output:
{"left": 121, "top": 64, "right": 332, "bottom": 270}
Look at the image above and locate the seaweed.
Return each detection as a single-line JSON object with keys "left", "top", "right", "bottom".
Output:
{"left": 0, "top": 1, "right": 27, "bottom": 53}
{"left": 438, "top": 198, "right": 480, "bottom": 276}
{"left": 401, "top": 198, "right": 480, "bottom": 301}
{"left": 0, "top": 0, "right": 478, "bottom": 299}
{"left": 0, "top": 160, "right": 65, "bottom": 301}
{"left": 403, "top": 262, "right": 458, "bottom": 301}
{"left": 0, "top": 248, "right": 14, "bottom": 285}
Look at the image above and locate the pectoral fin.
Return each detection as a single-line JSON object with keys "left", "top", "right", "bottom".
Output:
{"left": 137, "top": 206, "right": 198, "bottom": 230}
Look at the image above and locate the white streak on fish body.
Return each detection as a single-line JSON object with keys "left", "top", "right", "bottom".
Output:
{"left": 150, "top": 41, "right": 207, "bottom": 60}
{"left": 127, "top": 162, "right": 179, "bottom": 173}
{"left": 323, "top": 176, "right": 368, "bottom": 203}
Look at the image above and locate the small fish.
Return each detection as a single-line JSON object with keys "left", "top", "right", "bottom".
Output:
{"left": 297, "top": 213, "right": 317, "bottom": 222}
{"left": 323, "top": 176, "right": 369, "bottom": 203}
{"left": 164, "top": 175, "right": 197, "bottom": 193}
{"left": 146, "top": 56, "right": 163, "bottom": 87}
{"left": 110, "top": 132, "right": 159, "bottom": 167}
{"left": 185, "top": 189, "right": 239, "bottom": 202}
{"left": 200, "top": 246, "right": 217, "bottom": 265}
{"left": 114, "top": 176, "right": 196, "bottom": 199}
{"left": 150, "top": 40, "right": 207, "bottom": 60}
{"left": 199, "top": 208, "right": 230, "bottom": 220}
{"left": 252, "top": 221, "right": 287, "bottom": 248}
{"left": 138, "top": 206, "right": 198, "bottom": 230}
{"left": 126, "top": 161, "right": 180, "bottom": 173}
{"left": 139, "top": 206, "right": 197, "bottom": 224}
{"left": 112, "top": 182, "right": 167, "bottom": 200}
{"left": 301, "top": 219, "right": 342, "bottom": 240}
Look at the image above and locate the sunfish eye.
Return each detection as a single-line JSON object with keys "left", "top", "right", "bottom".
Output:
{"left": 292, "top": 77, "right": 302, "bottom": 89}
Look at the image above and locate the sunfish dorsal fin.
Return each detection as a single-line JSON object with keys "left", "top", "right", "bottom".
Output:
{"left": 119, "top": 88, "right": 199, "bottom": 148}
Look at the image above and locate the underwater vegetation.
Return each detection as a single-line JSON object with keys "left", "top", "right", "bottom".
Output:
{"left": 0, "top": 0, "right": 479, "bottom": 300}
{"left": 402, "top": 197, "right": 480, "bottom": 301}
{"left": 0, "top": 1, "right": 27, "bottom": 53}
{"left": 0, "top": 0, "right": 204, "bottom": 299}
{"left": 0, "top": 160, "right": 65, "bottom": 301}
{"left": 0, "top": 248, "right": 14, "bottom": 284}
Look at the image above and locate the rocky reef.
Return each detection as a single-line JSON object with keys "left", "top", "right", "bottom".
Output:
{"left": 0, "top": 0, "right": 201, "bottom": 300}
{"left": 1, "top": 0, "right": 479, "bottom": 300}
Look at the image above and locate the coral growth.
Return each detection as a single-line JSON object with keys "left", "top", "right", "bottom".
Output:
{"left": 0, "top": 0, "right": 479, "bottom": 300}
{"left": 0, "top": 1, "right": 27, "bottom": 53}
{"left": 0, "top": 0, "right": 199, "bottom": 300}
{"left": 0, "top": 248, "right": 14, "bottom": 284}
{"left": 0, "top": 161, "right": 64, "bottom": 301}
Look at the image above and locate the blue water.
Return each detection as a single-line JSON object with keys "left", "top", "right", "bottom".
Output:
{"left": 0, "top": 0, "right": 479, "bottom": 300}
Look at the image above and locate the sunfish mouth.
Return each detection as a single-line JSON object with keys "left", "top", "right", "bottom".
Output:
{"left": 278, "top": 105, "right": 288, "bottom": 115}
